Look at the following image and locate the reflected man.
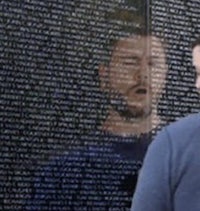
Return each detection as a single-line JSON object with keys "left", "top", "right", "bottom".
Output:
{"left": 24, "top": 1, "right": 168, "bottom": 211}
{"left": 100, "top": 34, "right": 167, "bottom": 135}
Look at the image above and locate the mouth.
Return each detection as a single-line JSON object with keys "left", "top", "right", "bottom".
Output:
{"left": 135, "top": 88, "right": 147, "bottom": 94}
{"left": 126, "top": 85, "right": 151, "bottom": 102}
{"left": 127, "top": 84, "right": 150, "bottom": 94}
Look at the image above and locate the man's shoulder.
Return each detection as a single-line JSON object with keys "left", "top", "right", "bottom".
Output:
{"left": 164, "top": 112, "right": 200, "bottom": 145}
{"left": 167, "top": 113, "right": 200, "bottom": 133}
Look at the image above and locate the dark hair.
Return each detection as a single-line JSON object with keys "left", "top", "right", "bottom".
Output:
{"left": 101, "top": 0, "right": 152, "bottom": 65}
{"left": 192, "top": 37, "right": 200, "bottom": 49}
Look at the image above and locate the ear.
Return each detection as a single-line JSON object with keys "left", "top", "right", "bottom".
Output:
{"left": 98, "top": 64, "right": 109, "bottom": 91}
{"left": 152, "top": 64, "right": 168, "bottom": 105}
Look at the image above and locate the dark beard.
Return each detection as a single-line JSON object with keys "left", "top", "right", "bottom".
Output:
{"left": 106, "top": 89, "right": 152, "bottom": 121}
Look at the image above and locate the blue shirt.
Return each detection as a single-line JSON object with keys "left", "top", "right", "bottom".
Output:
{"left": 23, "top": 130, "right": 153, "bottom": 211}
{"left": 131, "top": 113, "right": 200, "bottom": 211}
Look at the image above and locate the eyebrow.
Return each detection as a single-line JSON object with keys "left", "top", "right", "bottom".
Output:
{"left": 119, "top": 55, "right": 161, "bottom": 60}
{"left": 147, "top": 55, "right": 162, "bottom": 60}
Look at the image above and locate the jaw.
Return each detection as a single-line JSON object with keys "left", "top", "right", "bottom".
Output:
{"left": 101, "top": 106, "right": 161, "bottom": 136}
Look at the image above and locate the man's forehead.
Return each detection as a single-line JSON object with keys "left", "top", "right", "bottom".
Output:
{"left": 113, "top": 35, "right": 165, "bottom": 55}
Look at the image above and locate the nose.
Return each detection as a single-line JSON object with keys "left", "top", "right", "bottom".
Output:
{"left": 134, "top": 65, "right": 149, "bottom": 84}
{"left": 134, "top": 72, "right": 148, "bottom": 83}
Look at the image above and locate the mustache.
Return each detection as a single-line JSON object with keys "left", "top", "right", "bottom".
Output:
{"left": 126, "top": 83, "right": 149, "bottom": 95}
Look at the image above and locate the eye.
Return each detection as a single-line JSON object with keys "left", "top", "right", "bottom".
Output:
{"left": 122, "top": 57, "right": 139, "bottom": 66}
{"left": 148, "top": 55, "right": 164, "bottom": 68}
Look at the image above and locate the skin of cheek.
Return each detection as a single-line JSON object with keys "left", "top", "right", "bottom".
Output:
{"left": 109, "top": 68, "right": 138, "bottom": 94}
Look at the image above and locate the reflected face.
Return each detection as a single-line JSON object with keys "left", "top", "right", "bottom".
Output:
{"left": 107, "top": 35, "right": 167, "bottom": 119}
{"left": 192, "top": 45, "right": 200, "bottom": 90}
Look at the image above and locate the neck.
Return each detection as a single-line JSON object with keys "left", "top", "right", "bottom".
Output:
{"left": 101, "top": 106, "right": 162, "bottom": 136}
